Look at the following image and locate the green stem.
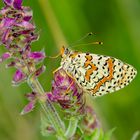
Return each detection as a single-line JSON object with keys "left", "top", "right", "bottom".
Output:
{"left": 65, "top": 117, "right": 79, "bottom": 138}
{"left": 27, "top": 75, "right": 66, "bottom": 139}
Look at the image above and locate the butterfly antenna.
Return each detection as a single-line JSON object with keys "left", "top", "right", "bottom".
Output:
{"left": 73, "top": 41, "right": 103, "bottom": 47}
{"left": 69, "top": 32, "right": 94, "bottom": 47}
{"left": 46, "top": 53, "right": 61, "bottom": 59}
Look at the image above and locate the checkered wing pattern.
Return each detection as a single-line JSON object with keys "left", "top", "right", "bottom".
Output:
{"left": 63, "top": 52, "right": 137, "bottom": 96}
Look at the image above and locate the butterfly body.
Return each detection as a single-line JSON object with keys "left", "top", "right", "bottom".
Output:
{"left": 60, "top": 47, "right": 137, "bottom": 96}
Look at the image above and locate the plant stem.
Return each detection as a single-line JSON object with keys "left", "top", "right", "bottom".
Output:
{"left": 65, "top": 117, "right": 78, "bottom": 138}
{"left": 27, "top": 75, "right": 66, "bottom": 139}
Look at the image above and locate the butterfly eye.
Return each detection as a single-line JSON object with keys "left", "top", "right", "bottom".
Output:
{"left": 64, "top": 48, "right": 69, "bottom": 55}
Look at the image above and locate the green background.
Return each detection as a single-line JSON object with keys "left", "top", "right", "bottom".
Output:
{"left": 0, "top": 0, "right": 140, "bottom": 140}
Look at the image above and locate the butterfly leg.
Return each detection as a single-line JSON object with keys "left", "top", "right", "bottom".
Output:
{"left": 64, "top": 70, "right": 75, "bottom": 80}
{"left": 53, "top": 66, "right": 62, "bottom": 74}
{"left": 53, "top": 68, "right": 76, "bottom": 94}
{"left": 62, "top": 71, "right": 76, "bottom": 95}
{"left": 64, "top": 81, "right": 74, "bottom": 95}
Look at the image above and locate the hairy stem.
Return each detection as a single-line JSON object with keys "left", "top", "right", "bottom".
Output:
{"left": 27, "top": 75, "right": 66, "bottom": 139}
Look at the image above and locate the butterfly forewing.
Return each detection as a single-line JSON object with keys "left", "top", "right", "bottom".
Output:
{"left": 61, "top": 50, "right": 137, "bottom": 96}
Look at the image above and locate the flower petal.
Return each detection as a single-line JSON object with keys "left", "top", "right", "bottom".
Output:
{"left": 0, "top": 52, "right": 11, "bottom": 63}
{"left": 0, "top": 17, "right": 15, "bottom": 29}
{"left": 12, "top": 69, "right": 26, "bottom": 83}
{"left": 20, "top": 101, "right": 36, "bottom": 115}
{"left": 15, "top": 21, "right": 35, "bottom": 30}
{"left": 0, "top": 18, "right": 15, "bottom": 44}
{"left": 0, "top": 7, "right": 10, "bottom": 15}
{"left": 13, "top": 0, "right": 22, "bottom": 9}
{"left": 28, "top": 51, "right": 45, "bottom": 61}
{"left": 22, "top": 7, "right": 33, "bottom": 21}
{"left": 3, "top": 0, "right": 13, "bottom": 6}
{"left": 1, "top": 29, "right": 11, "bottom": 44}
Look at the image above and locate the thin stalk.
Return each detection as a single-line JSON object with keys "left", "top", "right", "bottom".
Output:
{"left": 27, "top": 76, "right": 66, "bottom": 139}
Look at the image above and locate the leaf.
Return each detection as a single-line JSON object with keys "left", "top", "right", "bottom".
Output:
{"left": 81, "top": 128, "right": 103, "bottom": 140}
{"left": 71, "top": 126, "right": 84, "bottom": 140}
{"left": 90, "top": 128, "right": 104, "bottom": 140}
{"left": 103, "top": 127, "right": 116, "bottom": 140}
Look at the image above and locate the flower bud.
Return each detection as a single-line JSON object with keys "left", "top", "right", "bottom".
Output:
{"left": 28, "top": 51, "right": 46, "bottom": 62}
{"left": 20, "top": 100, "right": 36, "bottom": 115}
{"left": 12, "top": 69, "right": 26, "bottom": 84}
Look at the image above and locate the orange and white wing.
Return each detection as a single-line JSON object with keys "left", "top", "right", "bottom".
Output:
{"left": 67, "top": 53, "right": 137, "bottom": 96}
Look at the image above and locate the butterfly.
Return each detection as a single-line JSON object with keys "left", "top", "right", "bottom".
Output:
{"left": 55, "top": 46, "right": 137, "bottom": 96}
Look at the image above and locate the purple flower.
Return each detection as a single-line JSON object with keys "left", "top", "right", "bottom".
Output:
{"left": 15, "top": 21, "right": 35, "bottom": 30}
{"left": 0, "top": 17, "right": 15, "bottom": 44}
{"left": 4, "top": 0, "right": 22, "bottom": 10}
{"left": 20, "top": 92, "right": 38, "bottom": 115}
{"left": 13, "top": 0, "right": 22, "bottom": 9}
{"left": 22, "top": 7, "right": 33, "bottom": 21}
{"left": 0, "top": 0, "right": 47, "bottom": 117}
{"left": 0, "top": 0, "right": 43, "bottom": 83}
{"left": 0, "top": 0, "right": 37, "bottom": 48}
{"left": 12, "top": 69, "right": 26, "bottom": 84}
{"left": 3, "top": 0, "right": 13, "bottom": 6}
{"left": 0, "top": 0, "right": 41, "bottom": 84}
{"left": 0, "top": 52, "right": 11, "bottom": 62}
{"left": 20, "top": 100, "right": 36, "bottom": 115}
{"left": 0, "top": 17, "right": 15, "bottom": 28}
{"left": 2, "top": 52, "right": 11, "bottom": 59}
{"left": 28, "top": 51, "right": 46, "bottom": 62}
{"left": 47, "top": 68, "right": 84, "bottom": 114}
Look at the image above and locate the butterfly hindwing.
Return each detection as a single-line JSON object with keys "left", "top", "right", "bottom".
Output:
{"left": 62, "top": 51, "right": 137, "bottom": 96}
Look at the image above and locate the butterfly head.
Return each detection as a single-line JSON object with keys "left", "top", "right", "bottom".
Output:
{"left": 60, "top": 46, "right": 71, "bottom": 58}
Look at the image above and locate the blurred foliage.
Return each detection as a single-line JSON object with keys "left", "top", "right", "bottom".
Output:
{"left": 0, "top": 0, "right": 140, "bottom": 140}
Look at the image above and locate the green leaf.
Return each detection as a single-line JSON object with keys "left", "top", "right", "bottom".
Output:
{"left": 90, "top": 129, "right": 104, "bottom": 140}
{"left": 103, "top": 127, "right": 116, "bottom": 140}
{"left": 81, "top": 128, "right": 103, "bottom": 140}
